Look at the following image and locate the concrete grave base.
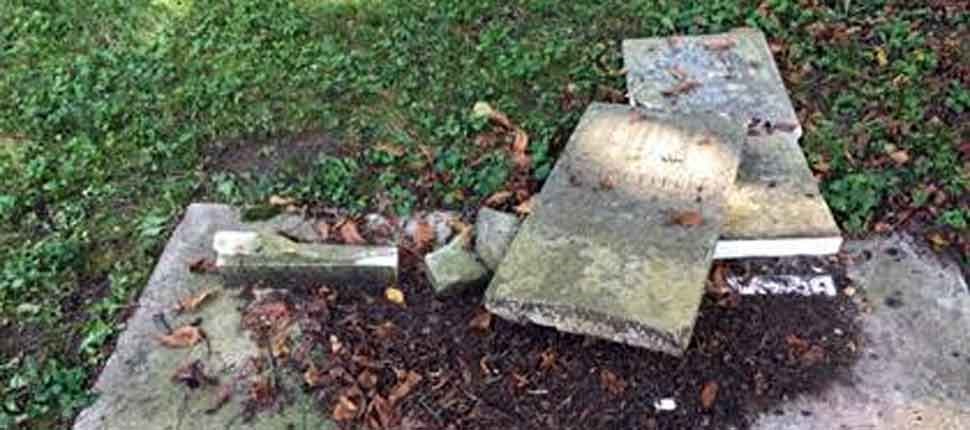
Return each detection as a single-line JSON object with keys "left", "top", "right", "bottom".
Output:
{"left": 74, "top": 204, "right": 336, "bottom": 430}
{"left": 751, "top": 235, "right": 970, "bottom": 429}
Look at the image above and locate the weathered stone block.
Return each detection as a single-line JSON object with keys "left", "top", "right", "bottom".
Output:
{"left": 214, "top": 230, "right": 397, "bottom": 290}
{"left": 485, "top": 103, "right": 745, "bottom": 355}
{"left": 74, "top": 204, "right": 335, "bottom": 430}
{"left": 474, "top": 208, "right": 521, "bottom": 271}
{"left": 425, "top": 230, "right": 489, "bottom": 295}
{"left": 624, "top": 28, "right": 842, "bottom": 259}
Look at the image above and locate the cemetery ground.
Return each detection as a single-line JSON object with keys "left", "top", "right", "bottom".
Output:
{"left": 0, "top": 0, "right": 967, "bottom": 428}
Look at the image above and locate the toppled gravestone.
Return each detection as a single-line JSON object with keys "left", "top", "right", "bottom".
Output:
{"left": 485, "top": 103, "right": 745, "bottom": 355}
{"left": 74, "top": 204, "right": 335, "bottom": 430}
{"left": 213, "top": 230, "right": 397, "bottom": 291}
{"left": 474, "top": 208, "right": 521, "bottom": 271}
{"left": 751, "top": 235, "right": 970, "bottom": 430}
{"left": 624, "top": 28, "right": 842, "bottom": 259}
{"left": 425, "top": 229, "right": 489, "bottom": 295}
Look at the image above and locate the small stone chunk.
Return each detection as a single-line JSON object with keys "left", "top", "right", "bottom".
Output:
{"left": 425, "top": 229, "right": 489, "bottom": 295}
{"left": 474, "top": 208, "right": 522, "bottom": 271}
{"left": 213, "top": 231, "right": 397, "bottom": 290}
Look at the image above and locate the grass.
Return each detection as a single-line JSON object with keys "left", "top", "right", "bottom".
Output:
{"left": 0, "top": 0, "right": 966, "bottom": 427}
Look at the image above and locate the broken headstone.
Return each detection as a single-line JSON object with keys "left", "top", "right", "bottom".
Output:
{"left": 425, "top": 229, "right": 489, "bottom": 295}
{"left": 623, "top": 28, "right": 841, "bottom": 259}
{"left": 485, "top": 103, "right": 746, "bottom": 355}
{"left": 474, "top": 207, "right": 521, "bottom": 271}
{"left": 214, "top": 230, "right": 397, "bottom": 290}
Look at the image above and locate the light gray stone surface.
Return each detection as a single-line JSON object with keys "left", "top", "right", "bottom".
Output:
{"left": 74, "top": 204, "right": 335, "bottom": 430}
{"left": 751, "top": 235, "right": 970, "bottom": 430}
{"left": 624, "top": 28, "right": 841, "bottom": 258}
{"left": 474, "top": 208, "right": 521, "bottom": 271}
{"left": 485, "top": 103, "right": 745, "bottom": 355}
{"left": 425, "top": 229, "right": 489, "bottom": 295}
{"left": 214, "top": 230, "right": 397, "bottom": 291}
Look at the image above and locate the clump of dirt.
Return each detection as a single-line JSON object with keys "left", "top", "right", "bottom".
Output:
{"left": 239, "top": 252, "right": 862, "bottom": 430}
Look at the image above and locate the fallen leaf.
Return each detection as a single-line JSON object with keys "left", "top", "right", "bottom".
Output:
{"left": 843, "top": 287, "right": 856, "bottom": 297}
{"left": 188, "top": 258, "right": 216, "bottom": 274}
{"left": 315, "top": 221, "right": 331, "bottom": 241}
{"left": 159, "top": 325, "right": 205, "bottom": 349}
{"left": 514, "top": 197, "right": 534, "bottom": 215}
{"left": 388, "top": 370, "right": 423, "bottom": 405}
{"left": 330, "top": 334, "right": 344, "bottom": 354}
{"left": 372, "top": 321, "right": 398, "bottom": 339}
{"left": 875, "top": 47, "right": 889, "bottom": 67}
{"left": 888, "top": 149, "right": 910, "bottom": 164}
{"left": 248, "top": 376, "right": 275, "bottom": 406}
{"left": 412, "top": 220, "right": 436, "bottom": 251}
{"left": 483, "top": 190, "right": 514, "bottom": 207}
{"left": 661, "top": 80, "right": 701, "bottom": 97}
{"left": 600, "top": 369, "right": 626, "bottom": 395}
{"left": 873, "top": 222, "right": 892, "bottom": 233}
{"left": 172, "top": 360, "right": 216, "bottom": 389}
{"left": 468, "top": 309, "right": 493, "bottom": 331}
{"left": 707, "top": 263, "right": 730, "bottom": 296}
{"left": 366, "top": 394, "right": 396, "bottom": 430}
{"left": 304, "top": 364, "right": 325, "bottom": 387}
{"left": 271, "top": 333, "right": 290, "bottom": 359}
{"left": 703, "top": 36, "right": 736, "bottom": 51}
{"left": 812, "top": 160, "right": 831, "bottom": 173}
{"left": 174, "top": 289, "right": 217, "bottom": 314}
{"left": 472, "top": 102, "right": 513, "bottom": 129}
{"left": 670, "top": 210, "right": 703, "bottom": 227}
{"left": 357, "top": 370, "right": 378, "bottom": 389}
{"left": 269, "top": 195, "right": 295, "bottom": 207}
{"left": 927, "top": 232, "right": 950, "bottom": 247}
{"left": 385, "top": 287, "right": 406, "bottom": 306}
{"left": 339, "top": 219, "right": 367, "bottom": 245}
{"left": 332, "top": 395, "right": 360, "bottom": 421}
{"left": 512, "top": 128, "right": 529, "bottom": 155}
{"left": 375, "top": 141, "right": 406, "bottom": 157}
{"left": 700, "top": 381, "right": 719, "bottom": 409}
{"left": 538, "top": 349, "right": 557, "bottom": 371}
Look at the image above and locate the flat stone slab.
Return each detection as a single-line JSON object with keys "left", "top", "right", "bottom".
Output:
{"left": 74, "top": 204, "right": 335, "bottom": 430}
{"left": 214, "top": 230, "right": 397, "bottom": 290}
{"left": 485, "top": 103, "right": 745, "bottom": 355}
{"left": 624, "top": 28, "right": 841, "bottom": 258}
{"left": 752, "top": 235, "right": 970, "bottom": 429}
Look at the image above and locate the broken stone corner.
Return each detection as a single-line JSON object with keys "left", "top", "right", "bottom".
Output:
{"left": 425, "top": 228, "right": 489, "bottom": 296}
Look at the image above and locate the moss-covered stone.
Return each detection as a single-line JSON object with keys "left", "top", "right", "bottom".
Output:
{"left": 485, "top": 104, "right": 745, "bottom": 355}
{"left": 474, "top": 208, "right": 521, "bottom": 271}
{"left": 425, "top": 229, "right": 489, "bottom": 296}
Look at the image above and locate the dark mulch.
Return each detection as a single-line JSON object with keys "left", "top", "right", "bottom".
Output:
{"left": 242, "top": 252, "right": 862, "bottom": 430}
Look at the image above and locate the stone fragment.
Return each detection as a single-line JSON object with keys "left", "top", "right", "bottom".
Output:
{"left": 485, "top": 103, "right": 746, "bottom": 355}
{"left": 750, "top": 235, "right": 970, "bottom": 429}
{"left": 474, "top": 208, "right": 522, "bottom": 270}
{"left": 214, "top": 231, "right": 397, "bottom": 290}
{"left": 624, "top": 28, "right": 841, "bottom": 258}
{"left": 402, "top": 210, "right": 460, "bottom": 247}
{"left": 74, "top": 204, "right": 335, "bottom": 430}
{"left": 425, "top": 229, "right": 489, "bottom": 295}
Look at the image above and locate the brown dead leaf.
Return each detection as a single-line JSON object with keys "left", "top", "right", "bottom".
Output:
{"left": 670, "top": 210, "right": 704, "bottom": 227}
{"left": 599, "top": 369, "right": 626, "bottom": 395}
{"left": 385, "top": 287, "right": 406, "bottom": 306}
{"left": 330, "top": 334, "right": 344, "bottom": 354}
{"left": 512, "top": 128, "right": 529, "bottom": 155}
{"left": 271, "top": 333, "right": 290, "bottom": 359}
{"left": 483, "top": 190, "right": 514, "bottom": 207}
{"left": 357, "top": 370, "right": 378, "bottom": 389}
{"left": 388, "top": 370, "right": 423, "bottom": 405}
{"left": 366, "top": 394, "right": 397, "bottom": 430}
{"left": 785, "top": 334, "right": 826, "bottom": 365}
{"left": 375, "top": 141, "right": 406, "bottom": 157}
{"left": 661, "top": 80, "right": 701, "bottom": 97}
{"left": 468, "top": 309, "right": 493, "bottom": 331}
{"left": 159, "top": 325, "right": 205, "bottom": 349}
{"left": 338, "top": 219, "right": 367, "bottom": 245}
{"left": 188, "top": 258, "right": 216, "bottom": 274}
{"left": 700, "top": 381, "right": 719, "bottom": 410}
{"left": 412, "top": 220, "right": 436, "bottom": 251}
{"left": 248, "top": 376, "right": 275, "bottom": 407}
{"left": 707, "top": 263, "right": 730, "bottom": 296}
{"left": 304, "top": 364, "right": 325, "bottom": 387}
{"left": 174, "top": 289, "right": 217, "bottom": 314}
{"left": 315, "top": 221, "right": 331, "bottom": 242}
{"left": 333, "top": 395, "right": 360, "bottom": 421}
{"left": 888, "top": 149, "right": 910, "bottom": 164}
{"left": 538, "top": 349, "right": 557, "bottom": 371}
{"left": 703, "top": 36, "right": 736, "bottom": 51}
{"left": 472, "top": 102, "right": 513, "bottom": 129}
{"left": 372, "top": 321, "right": 398, "bottom": 339}
{"left": 514, "top": 197, "right": 534, "bottom": 215}
{"left": 927, "top": 232, "right": 950, "bottom": 247}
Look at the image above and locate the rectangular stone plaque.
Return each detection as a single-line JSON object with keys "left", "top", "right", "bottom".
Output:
{"left": 484, "top": 103, "right": 745, "bottom": 355}
{"left": 624, "top": 28, "right": 842, "bottom": 258}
